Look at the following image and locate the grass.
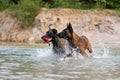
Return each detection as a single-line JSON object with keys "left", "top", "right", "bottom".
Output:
{"left": 0, "top": 0, "right": 119, "bottom": 29}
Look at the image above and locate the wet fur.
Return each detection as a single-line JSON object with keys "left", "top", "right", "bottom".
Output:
{"left": 58, "top": 23, "right": 93, "bottom": 57}
{"left": 41, "top": 28, "right": 66, "bottom": 54}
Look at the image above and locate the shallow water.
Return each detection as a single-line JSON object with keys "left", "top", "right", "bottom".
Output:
{"left": 0, "top": 43, "right": 120, "bottom": 80}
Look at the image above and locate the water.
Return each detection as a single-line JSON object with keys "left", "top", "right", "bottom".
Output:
{"left": 0, "top": 43, "right": 120, "bottom": 80}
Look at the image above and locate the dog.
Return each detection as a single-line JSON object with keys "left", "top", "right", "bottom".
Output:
{"left": 41, "top": 27, "right": 73, "bottom": 57}
{"left": 58, "top": 23, "right": 93, "bottom": 57}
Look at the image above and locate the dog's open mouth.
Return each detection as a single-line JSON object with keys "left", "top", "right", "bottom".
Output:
{"left": 42, "top": 37, "right": 52, "bottom": 43}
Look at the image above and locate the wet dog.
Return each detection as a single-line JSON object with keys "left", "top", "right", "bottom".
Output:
{"left": 58, "top": 23, "right": 93, "bottom": 57}
{"left": 41, "top": 28, "right": 73, "bottom": 58}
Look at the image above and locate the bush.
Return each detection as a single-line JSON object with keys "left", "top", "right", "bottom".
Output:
{"left": 0, "top": 0, "right": 9, "bottom": 10}
{"left": 50, "top": 0, "right": 82, "bottom": 9}
{"left": 0, "top": 0, "right": 120, "bottom": 29}
{"left": 8, "top": 0, "right": 46, "bottom": 28}
{"left": 106, "top": 0, "right": 120, "bottom": 9}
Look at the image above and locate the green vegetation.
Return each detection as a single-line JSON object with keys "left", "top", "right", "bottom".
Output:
{"left": 35, "top": 40, "right": 43, "bottom": 44}
{"left": 0, "top": 0, "right": 48, "bottom": 28}
{"left": 9, "top": 0, "right": 46, "bottom": 28}
{"left": 0, "top": 0, "right": 120, "bottom": 28}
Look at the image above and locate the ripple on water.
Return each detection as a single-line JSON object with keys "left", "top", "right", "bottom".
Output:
{"left": 0, "top": 44, "right": 119, "bottom": 80}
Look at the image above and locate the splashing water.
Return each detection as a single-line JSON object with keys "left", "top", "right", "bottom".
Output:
{"left": 0, "top": 43, "right": 119, "bottom": 80}
{"left": 93, "top": 44, "right": 110, "bottom": 58}
{"left": 92, "top": 29, "right": 111, "bottom": 58}
{"left": 36, "top": 47, "right": 53, "bottom": 58}
{"left": 36, "top": 42, "right": 110, "bottom": 60}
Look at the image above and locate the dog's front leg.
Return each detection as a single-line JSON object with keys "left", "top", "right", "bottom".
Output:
{"left": 64, "top": 53, "right": 73, "bottom": 60}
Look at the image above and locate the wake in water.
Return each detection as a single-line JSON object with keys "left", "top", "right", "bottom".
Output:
{"left": 36, "top": 43, "right": 111, "bottom": 60}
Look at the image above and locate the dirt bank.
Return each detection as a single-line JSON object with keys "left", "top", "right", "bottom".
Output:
{"left": 0, "top": 8, "right": 120, "bottom": 44}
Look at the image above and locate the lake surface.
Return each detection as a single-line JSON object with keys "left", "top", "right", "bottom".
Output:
{"left": 0, "top": 43, "right": 120, "bottom": 80}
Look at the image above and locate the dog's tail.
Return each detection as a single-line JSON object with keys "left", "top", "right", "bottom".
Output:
{"left": 87, "top": 41, "right": 93, "bottom": 53}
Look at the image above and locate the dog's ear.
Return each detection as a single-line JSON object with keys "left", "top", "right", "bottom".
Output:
{"left": 67, "top": 22, "right": 73, "bottom": 33}
{"left": 52, "top": 29, "right": 57, "bottom": 34}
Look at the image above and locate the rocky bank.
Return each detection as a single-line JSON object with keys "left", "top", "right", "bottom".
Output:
{"left": 0, "top": 8, "right": 120, "bottom": 44}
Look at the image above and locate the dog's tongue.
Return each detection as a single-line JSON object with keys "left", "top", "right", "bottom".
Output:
{"left": 42, "top": 37, "right": 49, "bottom": 42}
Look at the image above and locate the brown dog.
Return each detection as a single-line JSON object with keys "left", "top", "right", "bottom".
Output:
{"left": 58, "top": 23, "right": 93, "bottom": 57}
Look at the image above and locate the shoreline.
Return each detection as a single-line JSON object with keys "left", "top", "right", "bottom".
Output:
{"left": 0, "top": 8, "right": 120, "bottom": 44}
{"left": 0, "top": 41, "right": 119, "bottom": 48}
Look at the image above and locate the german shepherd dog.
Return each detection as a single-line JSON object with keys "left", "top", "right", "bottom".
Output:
{"left": 41, "top": 28, "right": 73, "bottom": 57}
{"left": 58, "top": 23, "right": 93, "bottom": 57}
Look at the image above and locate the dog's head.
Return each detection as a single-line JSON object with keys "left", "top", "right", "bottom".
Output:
{"left": 41, "top": 28, "right": 58, "bottom": 43}
{"left": 58, "top": 22, "right": 73, "bottom": 40}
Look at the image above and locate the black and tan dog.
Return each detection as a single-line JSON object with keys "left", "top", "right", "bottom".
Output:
{"left": 41, "top": 28, "right": 66, "bottom": 55}
{"left": 41, "top": 27, "right": 73, "bottom": 59}
{"left": 58, "top": 23, "right": 93, "bottom": 57}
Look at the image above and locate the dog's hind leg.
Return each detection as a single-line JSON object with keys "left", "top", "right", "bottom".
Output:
{"left": 79, "top": 47, "right": 88, "bottom": 57}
